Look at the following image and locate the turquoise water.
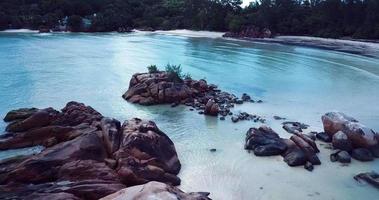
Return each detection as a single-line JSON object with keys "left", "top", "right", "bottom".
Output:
{"left": 0, "top": 31, "right": 379, "bottom": 199}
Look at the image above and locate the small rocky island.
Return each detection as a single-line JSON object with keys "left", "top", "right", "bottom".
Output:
{"left": 0, "top": 102, "right": 210, "bottom": 200}
{"left": 123, "top": 66, "right": 264, "bottom": 123}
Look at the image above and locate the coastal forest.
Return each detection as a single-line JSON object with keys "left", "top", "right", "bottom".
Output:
{"left": 0, "top": 0, "right": 378, "bottom": 39}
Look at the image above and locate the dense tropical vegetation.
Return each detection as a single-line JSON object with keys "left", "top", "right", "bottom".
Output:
{"left": 0, "top": 0, "right": 378, "bottom": 39}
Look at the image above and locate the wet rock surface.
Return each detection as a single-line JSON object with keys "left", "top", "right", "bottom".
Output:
{"left": 0, "top": 102, "right": 193, "bottom": 200}
{"left": 320, "top": 112, "right": 378, "bottom": 163}
{"left": 245, "top": 126, "right": 321, "bottom": 170}
{"left": 100, "top": 181, "right": 211, "bottom": 200}
{"left": 282, "top": 121, "right": 309, "bottom": 134}
{"left": 123, "top": 72, "right": 262, "bottom": 121}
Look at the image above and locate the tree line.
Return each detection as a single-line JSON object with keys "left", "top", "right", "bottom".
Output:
{"left": 0, "top": 0, "right": 378, "bottom": 39}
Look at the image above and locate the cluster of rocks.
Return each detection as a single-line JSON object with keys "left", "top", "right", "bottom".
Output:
{"left": 229, "top": 112, "right": 265, "bottom": 123}
{"left": 320, "top": 112, "right": 379, "bottom": 164}
{"left": 245, "top": 126, "right": 320, "bottom": 171}
{"left": 223, "top": 26, "right": 272, "bottom": 39}
{"left": 0, "top": 102, "right": 210, "bottom": 200}
{"left": 123, "top": 72, "right": 262, "bottom": 123}
{"left": 282, "top": 121, "right": 309, "bottom": 134}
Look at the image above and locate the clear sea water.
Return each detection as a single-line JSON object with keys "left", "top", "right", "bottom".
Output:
{"left": 0, "top": 31, "right": 379, "bottom": 200}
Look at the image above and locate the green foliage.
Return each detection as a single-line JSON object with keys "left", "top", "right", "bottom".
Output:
{"left": 67, "top": 15, "right": 83, "bottom": 32}
{"left": 184, "top": 73, "right": 192, "bottom": 80}
{"left": 165, "top": 64, "right": 184, "bottom": 83}
{"left": 0, "top": 0, "right": 378, "bottom": 39}
{"left": 147, "top": 65, "right": 159, "bottom": 73}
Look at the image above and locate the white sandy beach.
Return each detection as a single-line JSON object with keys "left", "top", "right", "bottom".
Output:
{"left": 153, "top": 30, "right": 379, "bottom": 57}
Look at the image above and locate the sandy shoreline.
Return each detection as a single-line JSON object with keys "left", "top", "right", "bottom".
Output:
{"left": 153, "top": 30, "right": 379, "bottom": 57}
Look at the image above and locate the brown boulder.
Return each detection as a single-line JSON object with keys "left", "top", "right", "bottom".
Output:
{"left": 100, "top": 181, "right": 211, "bottom": 200}
{"left": 204, "top": 99, "right": 219, "bottom": 116}
{"left": 321, "top": 112, "right": 357, "bottom": 136}
{"left": 342, "top": 122, "right": 378, "bottom": 148}
{"left": 114, "top": 118, "right": 181, "bottom": 186}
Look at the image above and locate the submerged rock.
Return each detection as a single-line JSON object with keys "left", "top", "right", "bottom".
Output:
{"left": 100, "top": 181, "right": 211, "bottom": 200}
{"left": 0, "top": 102, "right": 182, "bottom": 199}
{"left": 273, "top": 116, "right": 286, "bottom": 120}
{"left": 354, "top": 172, "right": 379, "bottom": 189}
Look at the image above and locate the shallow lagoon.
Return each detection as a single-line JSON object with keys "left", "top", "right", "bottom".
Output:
{"left": 0, "top": 31, "right": 379, "bottom": 199}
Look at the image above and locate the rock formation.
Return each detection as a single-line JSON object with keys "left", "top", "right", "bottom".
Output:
{"left": 123, "top": 71, "right": 262, "bottom": 122}
{"left": 245, "top": 126, "right": 320, "bottom": 170}
{"left": 0, "top": 102, "right": 187, "bottom": 199}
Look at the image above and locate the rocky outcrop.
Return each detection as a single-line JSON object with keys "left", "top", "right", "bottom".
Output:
{"left": 0, "top": 102, "right": 183, "bottom": 199}
{"left": 245, "top": 126, "right": 320, "bottom": 170}
{"left": 123, "top": 72, "right": 260, "bottom": 120}
{"left": 100, "top": 181, "right": 211, "bottom": 200}
{"left": 223, "top": 27, "right": 272, "bottom": 38}
{"left": 321, "top": 112, "right": 378, "bottom": 163}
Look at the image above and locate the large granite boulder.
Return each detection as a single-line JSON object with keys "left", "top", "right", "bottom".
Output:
{"left": 0, "top": 102, "right": 183, "bottom": 199}
{"left": 100, "top": 181, "right": 211, "bottom": 200}
{"left": 342, "top": 122, "right": 378, "bottom": 148}
{"left": 322, "top": 112, "right": 357, "bottom": 136}
{"left": 113, "top": 118, "right": 181, "bottom": 186}
{"left": 322, "top": 112, "right": 378, "bottom": 149}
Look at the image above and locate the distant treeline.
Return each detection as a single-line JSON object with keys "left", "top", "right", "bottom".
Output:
{"left": 0, "top": 0, "right": 378, "bottom": 39}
